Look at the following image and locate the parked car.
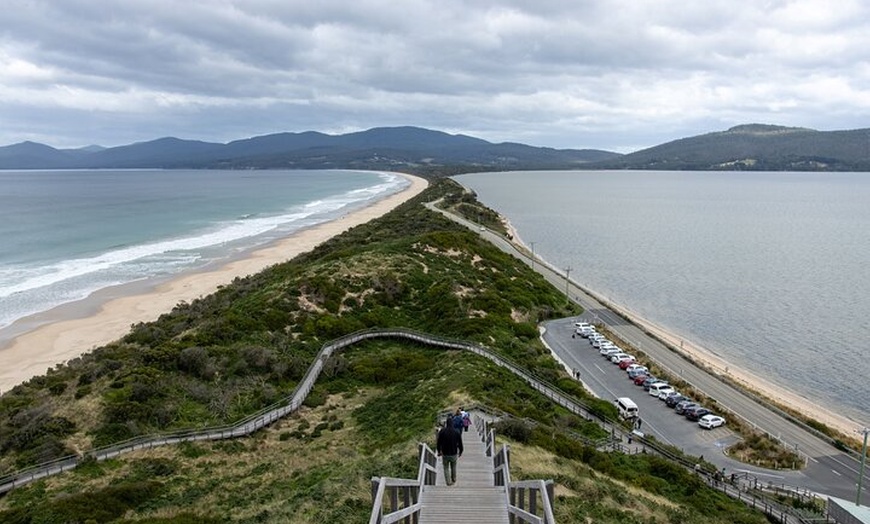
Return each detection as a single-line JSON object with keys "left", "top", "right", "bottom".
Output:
{"left": 576, "top": 326, "right": 596, "bottom": 337}
{"left": 627, "top": 368, "right": 647, "bottom": 378}
{"left": 685, "top": 406, "right": 712, "bottom": 421}
{"left": 658, "top": 388, "right": 679, "bottom": 401}
{"left": 610, "top": 353, "right": 633, "bottom": 364}
{"left": 588, "top": 334, "right": 607, "bottom": 344}
{"left": 626, "top": 363, "right": 645, "bottom": 373}
{"left": 633, "top": 374, "right": 651, "bottom": 385}
{"left": 665, "top": 394, "right": 688, "bottom": 408}
{"left": 592, "top": 338, "right": 609, "bottom": 348}
{"left": 674, "top": 401, "right": 698, "bottom": 415}
{"left": 598, "top": 341, "right": 618, "bottom": 352}
{"left": 600, "top": 347, "right": 621, "bottom": 357}
{"left": 643, "top": 377, "right": 665, "bottom": 391}
{"left": 698, "top": 414, "right": 726, "bottom": 429}
{"left": 618, "top": 358, "right": 637, "bottom": 370}
{"left": 648, "top": 382, "right": 672, "bottom": 397}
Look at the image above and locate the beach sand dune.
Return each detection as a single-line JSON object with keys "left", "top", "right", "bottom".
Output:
{"left": 0, "top": 173, "right": 427, "bottom": 394}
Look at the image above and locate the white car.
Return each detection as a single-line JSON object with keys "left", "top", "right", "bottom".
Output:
{"left": 651, "top": 385, "right": 675, "bottom": 398}
{"left": 600, "top": 347, "right": 621, "bottom": 357}
{"left": 625, "top": 364, "right": 646, "bottom": 374}
{"left": 611, "top": 353, "right": 634, "bottom": 364}
{"left": 575, "top": 326, "right": 596, "bottom": 337}
{"left": 592, "top": 337, "right": 609, "bottom": 348}
{"left": 698, "top": 414, "right": 726, "bottom": 429}
{"left": 588, "top": 334, "right": 607, "bottom": 344}
{"left": 658, "top": 389, "right": 680, "bottom": 401}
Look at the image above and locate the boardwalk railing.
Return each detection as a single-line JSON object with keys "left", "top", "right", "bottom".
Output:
{"left": 0, "top": 327, "right": 829, "bottom": 524}
{"left": 368, "top": 442, "right": 437, "bottom": 524}
{"left": 482, "top": 417, "right": 555, "bottom": 524}
{"left": 0, "top": 327, "right": 600, "bottom": 495}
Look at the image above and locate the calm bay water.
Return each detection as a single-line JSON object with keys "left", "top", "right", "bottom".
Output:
{"left": 457, "top": 170, "right": 870, "bottom": 424}
{"left": 0, "top": 169, "right": 407, "bottom": 337}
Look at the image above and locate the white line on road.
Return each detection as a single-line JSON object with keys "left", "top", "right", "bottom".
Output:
{"left": 832, "top": 469, "right": 842, "bottom": 476}
{"left": 594, "top": 364, "right": 606, "bottom": 374}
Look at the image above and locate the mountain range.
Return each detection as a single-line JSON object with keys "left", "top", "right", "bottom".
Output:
{"left": 0, "top": 127, "right": 616, "bottom": 171}
{"left": 1, "top": 124, "right": 869, "bottom": 171}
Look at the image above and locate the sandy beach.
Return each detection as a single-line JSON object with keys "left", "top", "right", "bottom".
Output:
{"left": 503, "top": 217, "right": 861, "bottom": 439}
{"left": 0, "top": 173, "right": 428, "bottom": 394}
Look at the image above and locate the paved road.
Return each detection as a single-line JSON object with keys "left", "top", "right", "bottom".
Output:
{"left": 426, "top": 200, "right": 868, "bottom": 502}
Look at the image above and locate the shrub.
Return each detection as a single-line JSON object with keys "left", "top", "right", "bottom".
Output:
{"left": 494, "top": 418, "right": 532, "bottom": 443}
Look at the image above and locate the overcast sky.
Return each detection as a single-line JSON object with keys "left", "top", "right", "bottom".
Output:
{"left": 2, "top": 0, "right": 869, "bottom": 152}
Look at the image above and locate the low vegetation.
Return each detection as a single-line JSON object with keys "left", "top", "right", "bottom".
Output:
{"left": 0, "top": 178, "right": 776, "bottom": 523}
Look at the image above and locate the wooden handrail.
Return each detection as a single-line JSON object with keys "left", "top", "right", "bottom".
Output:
{"left": 368, "top": 442, "right": 436, "bottom": 524}
{"left": 0, "top": 326, "right": 823, "bottom": 523}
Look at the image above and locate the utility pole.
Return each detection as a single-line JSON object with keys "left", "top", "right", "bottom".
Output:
{"left": 530, "top": 242, "right": 536, "bottom": 272}
{"left": 564, "top": 266, "right": 572, "bottom": 306}
{"left": 858, "top": 427, "right": 870, "bottom": 506}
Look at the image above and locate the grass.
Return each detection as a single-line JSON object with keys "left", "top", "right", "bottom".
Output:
{"left": 0, "top": 178, "right": 782, "bottom": 523}
{"left": 0, "top": 345, "right": 771, "bottom": 524}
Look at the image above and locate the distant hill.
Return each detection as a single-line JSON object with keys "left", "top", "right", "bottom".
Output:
{"left": 0, "top": 126, "right": 618, "bottom": 170}
{"left": 593, "top": 124, "right": 870, "bottom": 171}
{"left": 6, "top": 124, "right": 870, "bottom": 171}
{"left": 0, "top": 141, "right": 77, "bottom": 169}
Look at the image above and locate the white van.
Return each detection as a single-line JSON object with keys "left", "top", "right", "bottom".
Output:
{"left": 615, "top": 397, "right": 639, "bottom": 419}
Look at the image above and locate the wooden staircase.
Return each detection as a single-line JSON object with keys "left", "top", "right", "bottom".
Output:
{"left": 418, "top": 425, "right": 509, "bottom": 523}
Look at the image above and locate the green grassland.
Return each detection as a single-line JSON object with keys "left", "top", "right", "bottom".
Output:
{"left": 0, "top": 178, "right": 768, "bottom": 523}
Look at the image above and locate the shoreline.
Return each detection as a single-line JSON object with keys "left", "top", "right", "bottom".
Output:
{"left": 0, "top": 173, "right": 428, "bottom": 394}
{"left": 501, "top": 216, "right": 861, "bottom": 439}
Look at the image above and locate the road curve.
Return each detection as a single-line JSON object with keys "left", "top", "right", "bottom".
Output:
{"left": 425, "top": 199, "right": 868, "bottom": 502}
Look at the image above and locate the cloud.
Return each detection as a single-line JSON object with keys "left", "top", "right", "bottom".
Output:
{"left": 2, "top": 0, "right": 870, "bottom": 151}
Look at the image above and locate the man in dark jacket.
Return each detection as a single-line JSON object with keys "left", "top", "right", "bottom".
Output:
{"left": 437, "top": 415, "right": 464, "bottom": 486}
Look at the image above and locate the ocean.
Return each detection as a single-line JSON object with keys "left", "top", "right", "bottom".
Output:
{"left": 456, "top": 170, "right": 870, "bottom": 425}
{"left": 0, "top": 169, "right": 407, "bottom": 342}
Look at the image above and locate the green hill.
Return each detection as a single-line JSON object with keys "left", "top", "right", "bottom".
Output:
{"left": 593, "top": 124, "right": 870, "bottom": 171}
{"left": 0, "top": 179, "right": 770, "bottom": 523}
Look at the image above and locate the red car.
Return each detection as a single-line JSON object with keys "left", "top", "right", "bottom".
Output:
{"left": 633, "top": 374, "right": 650, "bottom": 385}
{"left": 618, "top": 359, "right": 635, "bottom": 370}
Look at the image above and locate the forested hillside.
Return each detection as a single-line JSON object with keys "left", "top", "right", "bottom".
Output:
{"left": 595, "top": 124, "right": 870, "bottom": 171}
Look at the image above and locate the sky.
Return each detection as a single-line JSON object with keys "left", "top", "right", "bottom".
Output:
{"left": 2, "top": 0, "right": 870, "bottom": 153}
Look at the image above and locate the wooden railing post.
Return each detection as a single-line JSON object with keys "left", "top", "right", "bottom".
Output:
{"left": 371, "top": 477, "right": 382, "bottom": 524}
{"left": 546, "top": 480, "right": 555, "bottom": 513}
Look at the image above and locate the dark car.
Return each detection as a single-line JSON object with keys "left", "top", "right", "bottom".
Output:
{"left": 665, "top": 394, "right": 688, "bottom": 408}
{"left": 685, "top": 406, "right": 711, "bottom": 421}
{"left": 674, "top": 401, "right": 698, "bottom": 415}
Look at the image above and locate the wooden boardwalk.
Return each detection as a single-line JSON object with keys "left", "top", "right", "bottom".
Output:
{"left": 418, "top": 424, "right": 509, "bottom": 523}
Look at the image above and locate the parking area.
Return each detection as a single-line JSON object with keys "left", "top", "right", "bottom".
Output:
{"left": 544, "top": 317, "right": 738, "bottom": 457}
